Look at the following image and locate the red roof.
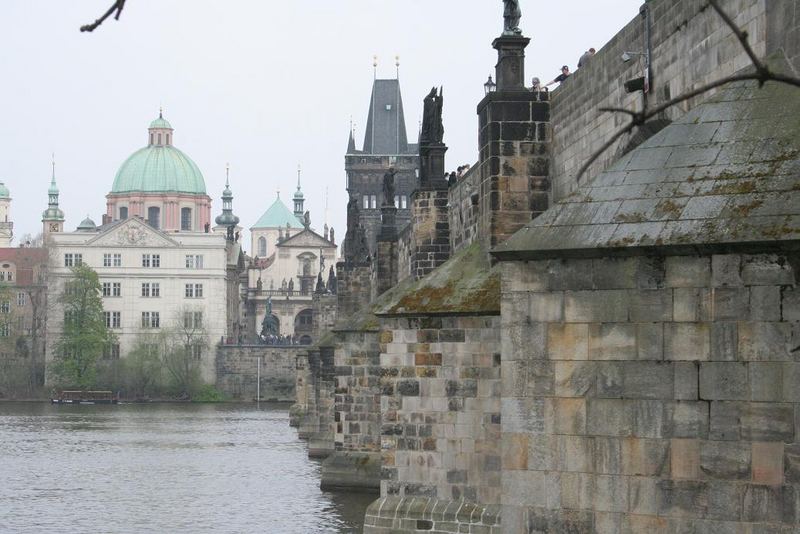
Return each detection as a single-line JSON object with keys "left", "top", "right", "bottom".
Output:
{"left": 0, "top": 248, "right": 47, "bottom": 286}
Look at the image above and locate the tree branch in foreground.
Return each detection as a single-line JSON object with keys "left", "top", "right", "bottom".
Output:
{"left": 80, "top": 0, "right": 126, "bottom": 33}
{"left": 575, "top": 0, "right": 800, "bottom": 182}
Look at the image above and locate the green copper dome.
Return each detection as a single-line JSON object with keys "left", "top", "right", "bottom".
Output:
{"left": 111, "top": 145, "right": 206, "bottom": 194}
{"left": 0, "top": 182, "right": 10, "bottom": 199}
{"left": 77, "top": 216, "right": 97, "bottom": 231}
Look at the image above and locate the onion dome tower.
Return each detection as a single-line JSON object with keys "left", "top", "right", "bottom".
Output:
{"left": 105, "top": 110, "right": 212, "bottom": 232}
{"left": 293, "top": 165, "right": 305, "bottom": 220}
{"left": 42, "top": 159, "right": 65, "bottom": 237}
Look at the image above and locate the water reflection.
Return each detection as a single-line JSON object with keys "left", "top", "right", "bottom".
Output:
{"left": 0, "top": 403, "right": 374, "bottom": 533}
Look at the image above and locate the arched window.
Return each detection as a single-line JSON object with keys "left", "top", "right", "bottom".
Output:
{"left": 294, "top": 309, "right": 313, "bottom": 333}
{"left": 166, "top": 134, "right": 170, "bottom": 145}
{"left": 157, "top": 133, "right": 162, "bottom": 145}
{"left": 147, "top": 206, "right": 160, "bottom": 229}
{"left": 150, "top": 133, "right": 154, "bottom": 145}
{"left": 302, "top": 259, "right": 311, "bottom": 277}
{"left": 258, "top": 237, "right": 267, "bottom": 257}
{"left": 119, "top": 206, "right": 128, "bottom": 220}
{"left": 181, "top": 207, "right": 192, "bottom": 231}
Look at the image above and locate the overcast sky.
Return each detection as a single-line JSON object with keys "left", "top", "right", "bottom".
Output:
{"left": 0, "top": 0, "right": 641, "bottom": 252}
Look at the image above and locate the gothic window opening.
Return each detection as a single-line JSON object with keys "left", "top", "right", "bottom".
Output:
{"left": 258, "top": 237, "right": 267, "bottom": 257}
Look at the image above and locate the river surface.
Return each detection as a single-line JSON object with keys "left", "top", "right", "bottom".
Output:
{"left": 0, "top": 402, "right": 373, "bottom": 533}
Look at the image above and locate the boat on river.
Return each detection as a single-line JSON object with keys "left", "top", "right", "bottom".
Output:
{"left": 50, "top": 390, "right": 118, "bottom": 405}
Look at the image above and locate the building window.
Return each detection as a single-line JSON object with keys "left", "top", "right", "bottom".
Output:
{"left": 370, "top": 195, "right": 377, "bottom": 209}
{"left": 102, "top": 282, "right": 111, "bottom": 297}
{"left": 258, "top": 237, "right": 267, "bottom": 257}
{"left": 103, "top": 253, "right": 123, "bottom": 267}
{"left": 7, "top": 272, "right": 12, "bottom": 282}
{"left": 363, "top": 195, "right": 369, "bottom": 210}
{"left": 166, "top": 134, "right": 170, "bottom": 145}
{"left": 183, "top": 311, "right": 203, "bottom": 329}
{"left": 104, "top": 311, "right": 121, "bottom": 329}
{"left": 190, "top": 344, "right": 202, "bottom": 360}
{"left": 150, "top": 133, "right": 154, "bottom": 145}
{"left": 64, "top": 253, "right": 82, "bottom": 267}
{"left": 119, "top": 206, "right": 128, "bottom": 220}
{"left": 103, "top": 343, "right": 120, "bottom": 360}
{"left": 16, "top": 293, "right": 24, "bottom": 307}
{"left": 147, "top": 207, "right": 160, "bottom": 229}
{"left": 0, "top": 301, "right": 10, "bottom": 314}
{"left": 401, "top": 195, "right": 408, "bottom": 209}
{"left": 141, "top": 311, "right": 160, "bottom": 329}
{"left": 394, "top": 195, "right": 399, "bottom": 208}
{"left": 141, "top": 283, "right": 160, "bottom": 298}
{"left": 157, "top": 133, "right": 162, "bottom": 145}
{"left": 0, "top": 322, "right": 10, "bottom": 337}
{"left": 185, "top": 284, "right": 203, "bottom": 298}
{"left": 181, "top": 207, "right": 192, "bottom": 231}
{"left": 142, "top": 254, "right": 160, "bottom": 268}
{"left": 185, "top": 255, "right": 203, "bottom": 269}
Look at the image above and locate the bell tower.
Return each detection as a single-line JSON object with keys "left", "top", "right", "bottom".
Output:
{"left": 42, "top": 158, "right": 65, "bottom": 237}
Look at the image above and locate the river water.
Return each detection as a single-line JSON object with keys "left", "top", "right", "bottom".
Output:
{"left": 0, "top": 403, "right": 373, "bottom": 533}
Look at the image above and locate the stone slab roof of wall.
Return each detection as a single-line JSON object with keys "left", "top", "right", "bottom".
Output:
{"left": 493, "top": 76, "right": 800, "bottom": 261}
{"left": 373, "top": 243, "right": 500, "bottom": 317}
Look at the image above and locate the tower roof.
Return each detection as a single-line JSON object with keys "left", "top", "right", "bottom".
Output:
{"left": 362, "top": 79, "right": 413, "bottom": 155}
{"left": 0, "top": 182, "right": 10, "bottom": 199}
{"left": 251, "top": 194, "right": 303, "bottom": 230}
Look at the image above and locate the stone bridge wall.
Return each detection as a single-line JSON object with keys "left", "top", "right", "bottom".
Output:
{"left": 500, "top": 252, "right": 800, "bottom": 532}
{"left": 448, "top": 165, "right": 481, "bottom": 255}
{"left": 550, "top": 0, "right": 771, "bottom": 201}
{"left": 215, "top": 344, "right": 300, "bottom": 401}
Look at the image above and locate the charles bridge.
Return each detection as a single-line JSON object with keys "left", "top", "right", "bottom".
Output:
{"left": 225, "top": 0, "right": 800, "bottom": 531}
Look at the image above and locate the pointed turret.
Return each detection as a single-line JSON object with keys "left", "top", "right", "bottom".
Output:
{"left": 42, "top": 158, "right": 65, "bottom": 236}
{"left": 293, "top": 165, "right": 305, "bottom": 220}
{"left": 362, "top": 79, "right": 411, "bottom": 155}
{"left": 347, "top": 128, "right": 357, "bottom": 153}
{"left": 215, "top": 164, "right": 240, "bottom": 241}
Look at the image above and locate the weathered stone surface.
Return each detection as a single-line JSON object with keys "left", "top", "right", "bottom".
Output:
{"left": 699, "top": 441, "right": 751, "bottom": 480}
{"left": 665, "top": 323, "right": 711, "bottom": 361}
{"left": 699, "top": 362, "right": 748, "bottom": 401}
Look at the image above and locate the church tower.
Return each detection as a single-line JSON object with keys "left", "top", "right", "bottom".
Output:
{"left": 42, "top": 160, "right": 65, "bottom": 237}
{"left": 345, "top": 68, "right": 419, "bottom": 255}
{"left": 0, "top": 181, "right": 13, "bottom": 247}
{"left": 293, "top": 165, "right": 305, "bottom": 219}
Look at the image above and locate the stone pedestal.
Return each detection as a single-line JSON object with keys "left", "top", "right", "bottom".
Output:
{"left": 336, "top": 260, "right": 372, "bottom": 319}
{"left": 410, "top": 189, "right": 450, "bottom": 280}
{"left": 375, "top": 205, "right": 399, "bottom": 297}
{"left": 492, "top": 34, "right": 531, "bottom": 91}
{"left": 419, "top": 143, "right": 448, "bottom": 190}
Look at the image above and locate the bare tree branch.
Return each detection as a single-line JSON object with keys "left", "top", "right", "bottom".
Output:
{"left": 575, "top": 0, "right": 800, "bottom": 182}
{"left": 80, "top": 0, "right": 126, "bottom": 33}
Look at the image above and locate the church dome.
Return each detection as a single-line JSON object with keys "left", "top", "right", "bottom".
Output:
{"left": 111, "top": 146, "right": 206, "bottom": 194}
{"left": 111, "top": 114, "right": 206, "bottom": 195}
{"left": 0, "top": 182, "right": 10, "bottom": 199}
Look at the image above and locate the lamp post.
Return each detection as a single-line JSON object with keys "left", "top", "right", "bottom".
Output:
{"left": 484, "top": 75, "right": 497, "bottom": 95}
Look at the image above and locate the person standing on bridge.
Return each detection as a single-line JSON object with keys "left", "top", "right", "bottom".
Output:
{"left": 545, "top": 65, "right": 571, "bottom": 88}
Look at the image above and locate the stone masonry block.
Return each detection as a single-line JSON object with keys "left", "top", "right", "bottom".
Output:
{"left": 628, "top": 476, "right": 659, "bottom": 515}
{"left": 565, "top": 290, "right": 628, "bottom": 322}
{"left": 555, "top": 361, "right": 596, "bottom": 397}
{"left": 636, "top": 323, "right": 664, "bottom": 360}
{"left": 784, "top": 443, "right": 800, "bottom": 484}
{"left": 596, "top": 362, "right": 623, "bottom": 398}
{"left": 587, "top": 399, "right": 633, "bottom": 437}
{"left": 741, "top": 254, "right": 794, "bottom": 286}
{"left": 594, "top": 437, "right": 622, "bottom": 475}
{"left": 671, "top": 439, "right": 701, "bottom": 479}
{"left": 738, "top": 322, "right": 792, "bottom": 361}
{"left": 559, "top": 435, "right": 595, "bottom": 472}
{"left": 699, "top": 362, "right": 748, "bottom": 400}
{"left": 712, "top": 288, "right": 750, "bottom": 321}
{"left": 739, "top": 403, "right": 794, "bottom": 442}
{"left": 629, "top": 290, "right": 673, "bottom": 322}
{"left": 632, "top": 400, "right": 668, "bottom": 439}
{"left": 782, "top": 287, "right": 800, "bottom": 321}
{"left": 552, "top": 398, "right": 587, "bottom": 435}
{"left": 749, "top": 362, "right": 783, "bottom": 402}
{"left": 529, "top": 292, "right": 564, "bottom": 322}
{"left": 711, "top": 254, "right": 743, "bottom": 287}
{"left": 548, "top": 323, "right": 589, "bottom": 361}
{"left": 665, "top": 323, "right": 711, "bottom": 361}
{"left": 709, "top": 401, "right": 743, "bottom": 441}
{"left": 711, "top": 323, "right": 738, "bottom": 361}
{"left": 669, "top": 401, "right": 709, "bottom": 439}
{"left": 673, "top": 288, "right": 711, "bottom": 322}
{"left": 751, "top": 442, "right": 784, "bottom": 486}
{"left": 560, "top": 472, "right": 595, "bottom": 510}
{"left": 749, "top": 286, "right": 782, "bottom": 321}
{"left": 623, "top": 362, "right": 674, "bottom": 400}
{"left": 700, "top": 441, "right": 751, "bottom": 480}
{"left": 589, "top": 323, "right": 637, "bottom": 360}
{"left": 594, "top": 475, "right": 629, "bottom": 513}
{"left": 675, "top": 362, "right": 699, "bottom": 400}
{"left": 782, "top": 363, "right": 800, "bottom": 402}
{"left": 665, "top": 256, "right": 711, "bottom": 288}
{"left": 656, "top": 480, "right": 710, "bottom": 518}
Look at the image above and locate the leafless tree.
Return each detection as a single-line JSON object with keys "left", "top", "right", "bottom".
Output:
{"left": 81, "top": 0, "right": 126, "bottom": 33}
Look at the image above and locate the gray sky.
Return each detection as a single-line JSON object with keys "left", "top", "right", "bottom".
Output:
{"left": 0, "top": 0, "right": 641, "bottom": 251}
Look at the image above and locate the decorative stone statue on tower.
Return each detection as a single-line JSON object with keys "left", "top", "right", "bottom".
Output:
{"left": 260, "top": 297, "right": 278, "bottom": 338}
{"left": 420, "top": 87, "right": 444, "bottom": 145}
{"left": 303, "top": 210, "right": 311, "bottom": 229}
{"left": 503, "top": 0, "right": 522, "bottom": 35}
{"left": 382, "top": 168, "right": 396, "bottom": 206}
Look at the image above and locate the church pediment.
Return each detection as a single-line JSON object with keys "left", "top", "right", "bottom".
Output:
{"left": 87, "top": 218, "right": 179, "bottom": 248}
{"left": 279, "top": 229, "right": 335, "bottom": 249}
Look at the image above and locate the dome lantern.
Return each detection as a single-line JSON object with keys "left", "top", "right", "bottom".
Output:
{"left": 148, "top": 108, "right": 174, "bottom": 147}
{"left": 293, "top": 164, "right": 305, "bottom": 219}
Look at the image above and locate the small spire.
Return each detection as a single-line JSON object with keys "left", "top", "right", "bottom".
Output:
{"left": 225, "top": 162, "right": 230, "bottom": 188}
{"left": 51, "top": 153, "right": 56, "bottom": 184}
{"left": 395, "top": 55, "right": 400, "bottom": 79}
{"left": 159, "top": 106, "right": 163, "bottom": 119}
{"left": 296, "top": 164, "right": 302, "bottom": 191}
{"left": 277, "top": 187, "right": 280, "bottom": 199}
{"left": 373, "top": 55, "right": 378, "bottom": 79}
